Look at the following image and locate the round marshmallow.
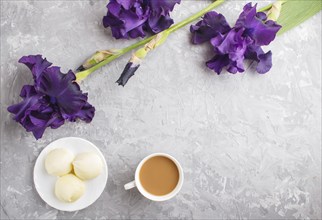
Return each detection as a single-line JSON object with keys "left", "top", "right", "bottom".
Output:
{"left": 45, "top": 148, "right": 74, "bottom": 176}
{"left": 73, "top": 152, "right": 103, "bottom": 180}
{"left": 55, "top": 174, "right": 85, "bottom": 203}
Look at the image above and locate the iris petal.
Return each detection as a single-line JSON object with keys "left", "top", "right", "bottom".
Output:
{"left": 19, "top": 55, "right": 52, "bottom": 82}
{"left": 190, "top": 11, "right": 231, "bottom": 44}
{"left": 37, "top": 67, "right": 88, "bottom": 115}
{"left": 8, "top": 55, "right": 95, "bottom": 139}
{"left": 103, "top": 0, "right": 180, "bottom": 39}
{"left": 235, "top": 3, "right": 281, "bottom": 46}
{"left": 8, "top": 86, "right": 41, "bottom": 122}
{"left": 147, "top": 13, "right": 174, "bottom": 33}
{"left": 245, "top": 45, "right": 273, "bottom": 73}
{"left": 65, "top": 102, "right": 95, "bottom": 123}
{"left": 206, "top": 54, "right": 230, "bottom": 74}
{"left": 191, "top": 3, "right": 280, "bottom": 75}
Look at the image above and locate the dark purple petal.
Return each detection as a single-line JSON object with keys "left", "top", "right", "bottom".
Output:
{"left": 23, "top": 113, "right": 49, "bottom": 139}
{"left": 49, "top": 113, "right": 65, "bottom": 129}
{"left": 103, "top": 0, "right": 180, "bottom": 39}
{"left": 8, "top": 89, "right": 65, "bottom": 140}
{"left": 8, "top": 55, "right": 95, "bottom": 139}
{"left": 256, "top": 12, "right": 267, "bottom": 21}
{"left": 120, "top": 10, "right": 148, "bottom": 33}
{"left": 244, "top": 20, "right": 281, "bottom": 46}
{"left": 147, "top": 13, "right": 174, "bottom": 33}
{"left": 19, "top": 85, "right": 38, "bottom": 98}
{"left": 190, "top": 11, "right": 231, "bottom": 44}
{"left": 8, "top": 86, "right": 41, "bottom": 122}
{"left": 191, "top": 2, "right": 280, "bottom": 75}
{"left": 206, "top": 54, "right": 230, "bottom": 74}
{"left": 226, "top": 59, "right": 245, "bottom": 73}
{"left": 206, "top": 53, "right": 245, "bottom": 75}
{"left": 207, "top": 28, "right": 248, "bottom": 74}
{"left": 116, "top": 0, "right": 136, "bottom": 10}
{"left": 24, "top": 107, "right": 64, "bottom": 139}
{"left": 210, "top": 33, "right": 225, "bottom": 47}
{"left": 149, "top": 0, "right": 181, "bottom": 15}
{"left": 216, "top": 28, "right": 248, "bottom": 54}
{"left": 103, "top": 13, "right": 123, "bottom": 28}
{"left": 235, "top": 3, "right": 281, "bottom": 46}
{"left": 19, "top": 55, "right": 52, "bottom": 82}
{"left": 257, "top": 51, "right": 272, "bottom": 73}
{"left": 128, "top": 25, "right": 146, "bottom": 38}
{"left": 235, "top": 3, "right": 257, "bottom": 26}
{"left": 110, "top": 26, "right": 128, "bottom": 39}
{"left": 245, "top": 45, "right": 272, "bottom": 73}
{"left": 65, "top": 102, "right": 95, "bottom": 123}
{"left": 103, "top": 1, "right": 149, "bottom": 39}
{"left": 37, "top": 67, "right": 88, "bottom": 116}
{"left": 106, "top": 0, "right": 122, "bottom": 17}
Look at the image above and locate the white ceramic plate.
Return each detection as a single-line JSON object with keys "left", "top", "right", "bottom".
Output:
{"left": 33, "top": 137, "right": 108, "bottom": 212}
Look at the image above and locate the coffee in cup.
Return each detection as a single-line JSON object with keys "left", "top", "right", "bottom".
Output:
{"left": 124, "top": 153, "right": 184, "bottom": 201}
{"left": 140, "top": 155, "right": 179, "bottom": 196}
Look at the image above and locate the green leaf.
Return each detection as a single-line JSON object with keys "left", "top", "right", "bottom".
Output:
{"left": 276, "top": 0, "right": 322, "bottom": 35}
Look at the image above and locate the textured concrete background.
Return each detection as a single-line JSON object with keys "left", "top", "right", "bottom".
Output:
{"left": 1, "top": 0, "right": 321, "bottom": 219}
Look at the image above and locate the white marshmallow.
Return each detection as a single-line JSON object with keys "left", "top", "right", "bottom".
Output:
{"left": 55, "top": 174, "right": 85, "bottom": 203}
{"left": 45, "top": 148, "right": 74, "bottom": 176}
{"left": 73, "top": 152, "right": 103, "bottom": 180}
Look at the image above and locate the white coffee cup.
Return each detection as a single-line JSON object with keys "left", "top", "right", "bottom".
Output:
{"left": 124, "top": 153, "right": 184, "bottom": 201}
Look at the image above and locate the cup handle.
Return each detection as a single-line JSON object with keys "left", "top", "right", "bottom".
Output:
{"left": 124, "top": 180, "right": 136, "bottom": 190}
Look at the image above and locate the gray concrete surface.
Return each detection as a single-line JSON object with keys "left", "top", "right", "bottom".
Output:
{"left": 1, "top": 0, "right": 321, "bottom": 219}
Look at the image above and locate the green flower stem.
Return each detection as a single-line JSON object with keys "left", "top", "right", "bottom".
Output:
{"left": 76, "top": 0, "right": 225, "bottom": 81}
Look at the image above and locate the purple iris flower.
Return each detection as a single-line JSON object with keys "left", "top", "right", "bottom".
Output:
{"left": 7, "top": 55, "right": 95, "bottom": 139}
{"left": 190, "top": 3, "right": 281, "bottom": 74}
{"left": 103, "top": 0, "right": 180, "bottom": 39}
